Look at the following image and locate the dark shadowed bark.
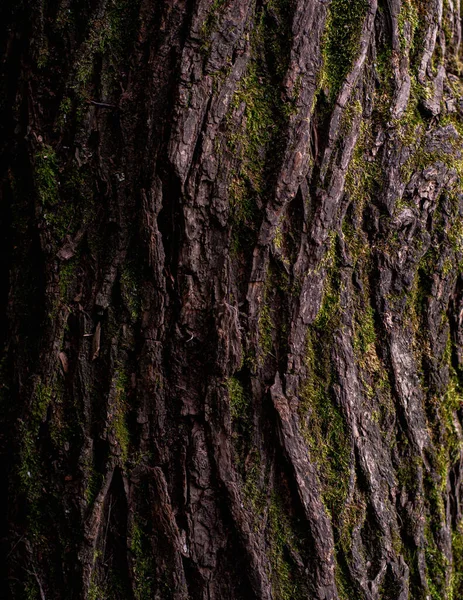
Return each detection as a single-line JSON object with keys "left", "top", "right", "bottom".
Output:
{"left": 2, "top": 0, "right": 463, "bottom": 598}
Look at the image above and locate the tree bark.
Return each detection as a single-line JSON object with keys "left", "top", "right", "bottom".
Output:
{"left": 2, "top": 0, "right": 463, "bottom": 598}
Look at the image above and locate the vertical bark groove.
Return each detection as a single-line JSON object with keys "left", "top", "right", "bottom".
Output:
{"left": 2, "top": 0, "right": 463, "bottom": 599}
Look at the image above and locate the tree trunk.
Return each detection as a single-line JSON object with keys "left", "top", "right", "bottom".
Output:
{"left": 2, "top": 0, "right": 463, "bottom": 598}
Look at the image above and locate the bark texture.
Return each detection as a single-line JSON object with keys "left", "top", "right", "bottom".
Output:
{"left": 2, "top": 0, "right": 463, "bottom": 599}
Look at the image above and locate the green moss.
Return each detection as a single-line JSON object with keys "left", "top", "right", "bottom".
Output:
{"left": 113, "top": 369, "right": 130, "bottom": 464}
{"left": 32, "top": 382, "right": 52, "bottom": 424}
{"left": 18, "top": 427, "right": 41, "bottom": 501}
{"left": 412, "top": 250, "right": 463, "bottom": 461}
{"left": 55, "top": 96, "right": 73, "bottom": 130}
{"left": 448, "top": 210, "right": 463, "bottom": 264}
{"left": 36, "top": 151, "right": 95, "bottom": 252}
{"left": 422, "top": 444, "right": 452, "bottom": 598}
{"left": 258, "top": 302, "right": 274, "bottom": 361}
{"left": 398, "top": 83, "right": 463, "bottom": 183}
{"left": 312, "top": 233, "right": 340, "bottom": 322}
{"left": 321, "top": 0, "right": 369, "bottom": 100}
{"left": 105, "top": 0, "right": 141, "bottom": 61}
{"left": 229, "top": 59, "right": 279, "bottom": 187}
{"left": 59, "top": 258, "right": 78, "bottom": 300}
{"left": 242, "top": 451, "right": 267, "bottom": 518}
{"left": 273, "top": 221, "right": 284, "bottom": 251}
{"left": 268, "top": 493, "right": 306, "bottom": 600}
{"left": 74, "top": 0, "right": 140, "bottom": 91}
{"left": 407, "top": 0, "right": 430, "bottom": 72}
{"left": 301, "top": 355, "right": 350, "bottom": 518}
{"left": 131, "top": 521, "right": 153, "bottom": 600}
{"left": 227, "top": 376, "right": 254, "bottom": 473}
{"left": 228, "top": 376, "right": 249, "bottom": 422}
{"left": 17, "top": 380, "right": 57, "bottom": 547}
{"left": 35, "top": 145, "right": 59, "bottom": 207}
{"left": 269, "top": 498, "right": 293, "bottom": 599}
{"left": 451, "top": 521, "right": 463, "bottom": 598}
{"left": 228, "top": 2, "right": 293, "bottom": 254}
{"left": 19, "top": 382, "right": 52, "bottom": 497}
{"left": 88, "top": 575, "right": 108, "bottom": 600}
{"left": 227, "top": 378, "right": 268, "bottom": 524}
{"left": 442, "top": 373, "right": 463, "bottom": 464}
{"left": 398, "top": 0, "right": 419, "bottom": 51}
{"left": 354, "top": 303, "right": 376, "bottom": 355}
{"left": 299, "top": 237, "right": 350, "bottom": 521}
{"left": 200, "top": 0, "right": 227, "bottom": 55}
{"left": 352, "top": 299, "right": 384, "bottom": 392}
{"left": 120, "top": 263, "right": 141, "bottom": 320}
{"left": 335, "top": 555, "right": 358, "bottom": 600}
{"left": 85, "top": 468, "right": 104, "bottom": 506}
{"left": 425, "top": 524, "right": 449, "bottom": 600}
{"left": 352, "top": 293, "right": 391, "bottom": 411}
{"left": 374, "top": 42, "right": 394, "bottom": 118}
{"left": 24, "top": 575, "right": 41, "bottom": 600}
{"left": 36, "top": 41, "right": 49, "bottom": 70}
{"left": 345, "top": 121, "right": 380, "bottom": 206}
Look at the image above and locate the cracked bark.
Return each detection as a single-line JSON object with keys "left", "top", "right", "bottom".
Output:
{"left": 2, "top": 0, "right": 463, "bottom": 599}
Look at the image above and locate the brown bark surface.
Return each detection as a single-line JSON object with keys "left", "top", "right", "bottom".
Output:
{"left": 2, "top": 1, "right": 463, "bottom": 599}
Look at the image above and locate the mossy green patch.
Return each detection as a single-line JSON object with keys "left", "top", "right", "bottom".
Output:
{"left": 227, "top": 378, "right": 268, "bottom": 529}
{"left": 200, "top": 0, "right": 227, "bottom": 56}
{"left": 59, "top": 258, "right": 78, "bottom": 300}
{"left": 36, "top": 149, "right": 96, "bottom": 252}
{"left": 407, "top": 0, "right": 431, "bottom": 72}
{"left": 85, "top": 467, "right": 104, "bottom": 507}
{"left": 440, "top": 363, "right": 463, "bottom": 467}
{"left": 374, "top": 42, "right": 394, "bottom": 119}
{"left": 344, "top": 120, "right": 382, "bottom": 227}
{"left": 300, "top": 235, "right": 350, "bottom": 521}
{"left": 398, "top": 0, "right": 419, "bottom": 51}
{"left": 228, "top": 58, "right": 281, "bottom": 220}
{"left": 131, "top": 520, "right": 153, "bottom": 600}
{"left": 56, "top": 96, "right": 73, "bottom": 130}
{"left": 354, "top": 303, "right": 375, "bottom": 355}
{"left": 227, "top": 376, "right": 254, "bottom": 471}
{"left": 425, "top": 521, "right": 449, "bottom": 600}
{"left": 422, "top": 441, "right": 452, "bottom": 598}
{"left": 120, "top": 262, "right": 142, "bottom": 321}
{"left": 18, "top": 427, "right": 42, "bottom": 503}
{"left": 75, "top": 0, "right": 140, "bottom": 91}
{"left": 242, "top": 451, "right": 267, "bottom": 519}
{"left": 258, "top": 302, "right": 274, "bottom": 361}
{"left": 321, "top": 0, "right": 369, "bottom": 100}
{"left": 24, "top": 574, "right": 42, "bottom": 600}
{"left": 228, "top": 376, "right": 249, "bottom": 423}
{"left": 18, "top": 381, "right": 52, "bottom": 498}
{"left": 451, "top": 520, "right": 463, "bottom": 598}
{"left": 353, "top": 301, "right": 384, "bottom": 396}
{"left": 267, "top": 492, "right": 307, "bottom": 600}
{"left": 88, "top": 577, "right": 108, "bottom": 600}
{"left": 35, "top": 145, "right": 59, "bottom": 207}
{"left": 228, "top": 2, "right": 293, "bottom": 255}
{"left": 17, "top": 380, "right": 57, "bottom": 546}
{"left": 105, "top": 0, "right": 141, "bottom": 61}
{"left": 112, "top": 369, "right": 130, "bottom": 464}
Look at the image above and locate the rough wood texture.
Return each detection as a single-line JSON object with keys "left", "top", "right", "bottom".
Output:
{"left": 2, "top": 0, "right": 463, "bottom": 598}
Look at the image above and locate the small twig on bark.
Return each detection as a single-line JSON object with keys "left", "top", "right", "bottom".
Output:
{"left": 6, "top": 535, "right": 25, "bottom": 559}
{"left": 89, "top": 100, "right": 117, "bottom": 109}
